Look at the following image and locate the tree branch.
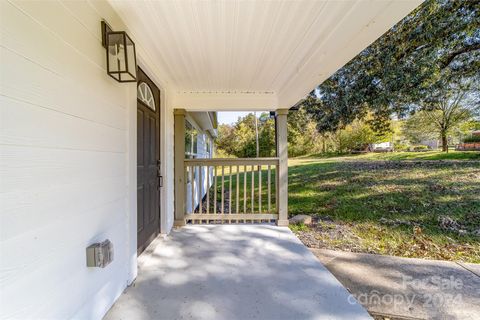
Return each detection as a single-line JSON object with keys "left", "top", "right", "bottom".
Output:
{"left": 441, "top": 43, "right": 480, "bottom": 68}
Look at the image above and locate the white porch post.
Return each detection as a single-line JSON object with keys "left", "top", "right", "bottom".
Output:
{"left": 276, "top": 109, "right": 289, "bottom": 226}
{"left": 174, "top": 109, "right": 186, "bottom": 227}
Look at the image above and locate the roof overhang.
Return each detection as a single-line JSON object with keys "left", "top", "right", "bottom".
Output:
{"left": 189, "top": 111, "right": 218, "bottom": 137}
{"left": 110, "top": 0, "right": 422, "bottom": 111}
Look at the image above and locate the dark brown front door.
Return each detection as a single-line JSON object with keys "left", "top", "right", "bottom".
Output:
{"left": 137, "top": 67, "right": 161, "bottom": 254}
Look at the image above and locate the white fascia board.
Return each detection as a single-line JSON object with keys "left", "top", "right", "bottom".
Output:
{"left": 188, "top": 112, "right": 214, "bottom": 132}
{"left": 173, "top": 91, "right": 278, "bottom": 111}
{"left": 209, "top": 129, "right": 218, "bottom": 138}
{"left": 185, "top": 113, "right": 202, "bottom": 131}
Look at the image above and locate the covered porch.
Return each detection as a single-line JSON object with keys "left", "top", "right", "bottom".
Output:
{"left": 107, "top": 0, "right": 422, "bottom": 231}
{"left": 107, "top": 1, "right": 422, "bottom": 318}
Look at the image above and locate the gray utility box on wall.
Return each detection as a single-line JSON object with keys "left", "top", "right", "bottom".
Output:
{"left": 86, "top": 240, "right": 114, "bottom": 268}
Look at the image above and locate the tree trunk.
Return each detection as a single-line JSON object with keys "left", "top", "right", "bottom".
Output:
{"left": 441, "top": 133, "right": 448, "bottom": 152}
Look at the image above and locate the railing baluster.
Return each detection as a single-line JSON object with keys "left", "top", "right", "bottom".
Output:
{"left": 251, "top": 165, "right": 254, "bottom": 214}
{"left": 243, "top": 165, "right": 247, "bottom": 215}
{"left": 236, "top": 165, "right": 239, "bottom": 214}
{"left": 214, "top": 166, "right": 217, "bottom": 214}
{"left": 229, "top": 165, "right": 232, "bottom": 216}
{"left": 275, "top": 164, "right": 279, "bottom": 214}
{"left": 221, "top": 165, "right": 225, "bottom": 215}
{"left": 191, "top": 166, "right": 195, "bottom": 214}
{"left": 206, "top": 166, "right": 210, "bottom": 214}
{"left": 268, "top": 164, "right": 271, "bottom": 213}
{"left": 199, "top": 165, "right": 203, "bottom": 215}
{"left": 258, "top": 165, "right": 262, "bottom": 214}
{"left": 184, "top": 165, "right": 187, "bottom": 215}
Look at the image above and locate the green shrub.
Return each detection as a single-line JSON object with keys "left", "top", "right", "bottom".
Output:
{"left": 463, "top": 135, "right": 480, "bottom": 143}
{"left": 412, "top": 145, "right": 429, "bottom": 151}
{"left": 214, "top": 148, "right": 237, "bottom": 158}
{"left": 289, "top": 222, "right": 310, "bottom": 232}
{"left": 394, "top": 143, "right": 410, "bottom": 151}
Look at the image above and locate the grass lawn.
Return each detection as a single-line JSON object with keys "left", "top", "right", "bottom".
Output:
{"left": 288, "top": 151, "right": 480, "bottom": 263}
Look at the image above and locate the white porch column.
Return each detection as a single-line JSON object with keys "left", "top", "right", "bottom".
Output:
{"left": 174, "top": 109, "right": 186, "bottom": 227}
{"left": 276, "top": 109, "right": 289, "bottom": 226}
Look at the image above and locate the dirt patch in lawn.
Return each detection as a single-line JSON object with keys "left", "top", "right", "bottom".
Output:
{"left": 294, "top": 216, "right": 480, "bottom": 263}
{"left": 294, "top": 216, "right": 365, "bottom": 252}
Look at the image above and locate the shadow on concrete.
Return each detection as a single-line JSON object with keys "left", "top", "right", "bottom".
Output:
{"left": 104, "top": 225, "right": 371, "bottom": 320}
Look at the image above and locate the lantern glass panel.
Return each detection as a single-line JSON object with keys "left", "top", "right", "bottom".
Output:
{"left": 107, "top": 32, "right": 126, "bottom": 73}
{"left": 124, "top": 34, "right": 137, "bottom": 81}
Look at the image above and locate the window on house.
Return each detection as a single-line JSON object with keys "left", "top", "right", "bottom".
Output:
{"left": 185, "top": 120, "right": 198, "bottom": 159}
{"left": 206, "top": 138, "right": 211, "bottom": 158}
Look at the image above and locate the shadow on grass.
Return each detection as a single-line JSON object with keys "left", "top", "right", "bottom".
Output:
{"left": 288, "top": 159, "right": 480, "bottom": 243}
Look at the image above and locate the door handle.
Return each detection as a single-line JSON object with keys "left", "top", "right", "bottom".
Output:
{"left": 156, "top": 160, "right": 162, "bottom": 187}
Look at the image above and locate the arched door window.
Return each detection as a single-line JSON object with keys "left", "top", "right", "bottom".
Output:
{"left": 137, "top": 82, "right": 156, "bottom": 111}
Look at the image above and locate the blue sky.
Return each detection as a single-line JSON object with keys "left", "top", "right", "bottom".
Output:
{"left": 217, "top": 112, "right": 250, "bottom": 125}
{"left": 217, "top": 111, "right": 267, "bottom": 125}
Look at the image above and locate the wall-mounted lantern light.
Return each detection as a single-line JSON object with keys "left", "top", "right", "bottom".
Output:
{"left": 101, "top": 21, "right": 137, "bottom": 82}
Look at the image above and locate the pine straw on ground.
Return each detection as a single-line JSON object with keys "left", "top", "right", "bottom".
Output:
{"left": 294, "top": 216, "right": 480, "bottom": 263}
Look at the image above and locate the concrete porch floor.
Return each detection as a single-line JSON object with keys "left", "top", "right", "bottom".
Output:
{"left": 104, "top": 225, "right": 371, "bottom": 320}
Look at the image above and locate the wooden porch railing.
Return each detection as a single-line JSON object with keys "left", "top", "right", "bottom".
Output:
{"left": 184, "top": 158, "right": 279, "bottom": 223}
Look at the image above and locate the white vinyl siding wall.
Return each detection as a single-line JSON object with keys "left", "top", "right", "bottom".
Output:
{"left": 0, "top": 1, "right": 136, "bottom": 319}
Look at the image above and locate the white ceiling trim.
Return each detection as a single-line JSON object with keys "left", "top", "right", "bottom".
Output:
{"left": 173, "top": 91, "right": 278, "bottom": 111}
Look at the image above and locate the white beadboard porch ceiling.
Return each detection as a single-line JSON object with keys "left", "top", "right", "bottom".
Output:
{"left": 109, "top": 0, "right": 422, "bottom": 110}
